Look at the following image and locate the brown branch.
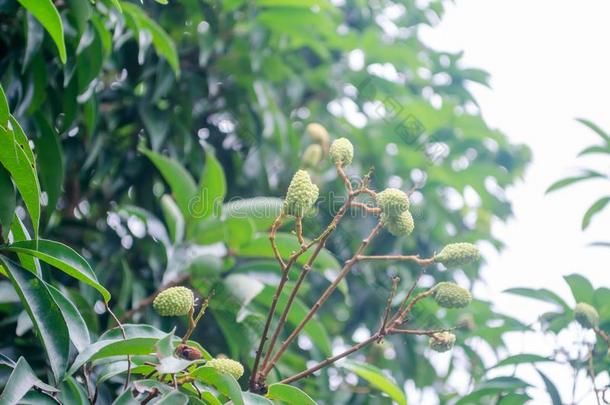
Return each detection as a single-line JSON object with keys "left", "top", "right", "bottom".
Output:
{"left": 350, "top": 201, "right": 381, "bottom": 215}
{"left": 270, "top": 214, "right": 286, "bottom": 269}
{"left": 594, "top": 327, "right": 610, "bottom": 346}
{"left": 119, "top": 274, "right": 190, "bottom": 322}
{"left": 260, "top": 193, "right": 357, "bottom": 373}
{"left": 260, "top": 221, "right": 384, "bottom": 377}
{"left": 389, "top": 326, "right": 456, "bottom": 336}
{"left": 379, "top": 276, "right": 400, "bottom": 336}
{"left": 295, "top": 216, "right": 305, "bottom": 247}
{"left": 357, "top": 255, "right": 435, "bottom": 267}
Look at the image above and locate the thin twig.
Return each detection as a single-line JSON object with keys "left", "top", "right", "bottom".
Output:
{"left": 379, "top": 276, "right": 400, "bottom": 335}
{"left": 106, "top": 303, "right": 131, "bottom": 389}
{"left": 295, "top": 216, "right": 305, "bottom": 247}
{"left": 261, "top": 221, "right": 384, "bottom": 377}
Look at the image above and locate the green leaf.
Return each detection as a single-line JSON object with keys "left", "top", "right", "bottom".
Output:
{"left": 563, "top": 273, "right": 594, "bottom": 303}
{"left": 191, "top": 367, "right": 244, "bottom": 405}
{"left": 161, "top": 194, "right": 185, "bottom": 244}
{"left": 157, "top": 391, "right": 189, "bottom": 404}
{"left": 193, "top": 150, "right": 226, "bottom": 220}
{"left": 0, "top": 257, "right": 70, "bottom": 382}
{"left": 545, "top": 171, "right": 605, "bottom": 194}
{"left": 47, "top": 284, "right": 90, "bottom": 352}
{"left": 455, "top": 377, "right": 530, "bottom": 405}
{"left": 487, "top": 354, "right": 551, "bottom": 370}
{"left": 243, "top": 392, "right": 274, "bottom": 405}
{"left": 69, "top": 336, "right": 161, "bottom": 375}
{"left": 536, "top": 369, "right": 562, "bottom": 405}
{"left": 577, "top": 145, "right": 610, "bottom": 157}
{"left": 341, "top": 360, "right": 407, "bottom": 405}
{"left": 503, "top": 287, "right": 569, "bottom": 310}
{"left": 9, "top": 116, "right": 36, "bottom": 167}
{"left": 576, "top": 118, "right": 610, "bottom": 143}
{"left": 122, "top": 2, "right": 180, "bottom": 76}
{"left": 2, "top": 239, "right": 111, "bottom": 302}
{"left": 139, "top": 146, "right": 197, "bottom": 219}
{"left": 59, "top": 376, "right": 89, "bottom": 405}
{"left": 0, "top": 357, "right": 58, "bottom": 405}
{"left": 9, "top": 215, "right": 41, "bottom": 276}
{"left": 0, "top": 165, "right": 16, "bottom": 240}
{"left": 17, "top": 0, "right": 67, "bottom": 63}
{"left": 0, "top": 84, "right": 8, "bottom": 126}
{"left": 0, "top": 124, "right": 41, "bottom": 239}
{"left": 109, "top": 0, "right": 122, "bottom": 12}
{"left": 581, "top": 196, "right": 610, "bottom": 230}
{"left": 266, "top": 383, "right": 317, "bottom": 405}
{"left": 33, "top": 114, "right": 64, "bottom": 220}
{"left": 223, "top": 197, "right": 283, "bottom": 231}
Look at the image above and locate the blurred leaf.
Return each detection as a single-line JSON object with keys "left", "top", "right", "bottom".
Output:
{"left": 455, "top": 376, "right": 530, "bottom": 405}
{"left": 0, "top": 357, "right": 58, "bottom": 405}
{"left": 545, "top": 171, "right": 605, "bottom": 194}
{"left": 2, "top": 239, "right": 111, "bottom": 302}
{"left": 577, "top": 145, "right": 610, "bottom": 157}
{"left": 161, "top": 194, "right": 185, "bottom": 244}
{"left": 223, "top": 197, "right": 284, "bottom": 231}
{"left": 341, "top": 360, "right": 407, "bottom": 405}
{"left": 503, "top": 288, "right": 569, "bottom": 310}
{"left": 17, "top": 0, "right": 66, "bottom": 63}
{"left": 576, "top": 118, "right": 610, "bottom": 143}
{"left": 122, "top": 2, "right": 180, "bottom": 76}
{"left": 0, "top": 84, "right": 8, "bottom": 125}
{"left": 0, "top": 257, "right": 70, "bottom": 382}
{"left": 581, "top": 196, "right": 610, "bottom": 230}
{"left": 266, "top": 383, "right": 317, "bottom": 405}
{"left": 243, "top": 392, "right": 274, "bottom": 405}
{"left": 59, "top": 376, "right": 89, "bottom": 405}
{"left": 139, "top": 146, "right": 197, "bottom": 219}
{"left": 487, "top": 354, "right": 551, "bottom": 370}
{"left": 563, "top": 273, "right": 594, "bottom": 303}
{"left": 33, "top": 114, "right": 63, "bottom": 220}
{"left": 536, "top": 369, "right": 562, "bottom": 405}
{"left": 195, "top": 150, "right": 226, "bottom": 220}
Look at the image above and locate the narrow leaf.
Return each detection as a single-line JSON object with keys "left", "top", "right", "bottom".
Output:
{"left": 47, "top": 284, "right": 91, "bottom": 352}
{"left": 341, "top": 360, "right": 407, "bottom": 405}
{"left": 0, "top": 257, "right": 70, "bottom": 382}
{"left": 0, "top": 165, "right": 16, "bottom": 240}
{"left": 576, "top": 118, "right": 610, "bottom": 143}
{"left": 33, "top": 114, "right": 63, "bottom": 219}
{"left": 2, "top": 239, "right": 111, "bottom": 302}
{"left": 536, "top": 369, "right": 562, "bottom": 405}
{"left": 545, "top": 171, "right": 605, "bottom": 194}
{"left": 0, "top": 357, "right": 58, "bottom": 405}
{"left": 17, "top": 0, "right": 67, "bottom": 63}
{"left": 582, "top": 196, "right": 610, "bottom": 230}
{"left": 195, "top": 151, "right": 226, "bottom": 219}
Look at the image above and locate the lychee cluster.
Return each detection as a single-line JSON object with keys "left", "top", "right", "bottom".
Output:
{"left": 434, "top": 243, "right": 480, "bottom": 268}
{"left": 376, "top": 188, "right": 414, "bottom": 237}
{"left": 283, "top": 170, "right": 319, "bottom": 217}
{"left": 153, "top": 286, "right": 194, "bottom": 317}
{"left": 428, "top": 331, "right": 456, "bottom": 353}
{"left": 329, "top": 137, "right": 354, "bottom": 167}
{"left": 205, "top": 358, "right": 244, "bottom": 380}
{"left": 574, "top": 302, "right": 599, "bottom": 329}
{"left": 432, "top": 282, "right": 472, "bottom": 309}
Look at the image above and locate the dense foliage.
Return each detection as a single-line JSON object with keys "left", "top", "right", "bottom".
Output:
{"left": 0, "top": 0, "right": 536, "bottom": 403}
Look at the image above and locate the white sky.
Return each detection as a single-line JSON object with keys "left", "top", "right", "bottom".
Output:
{"left": 419, "top": 0, "right": 610, "bottom": 403}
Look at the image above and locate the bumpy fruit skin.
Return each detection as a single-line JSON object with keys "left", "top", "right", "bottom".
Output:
{"left": 306, "top": 123, "right": 330, "bottom": 145}
{"left": 376, "top": 188, "right": 410, "bottom": 216}
{"left": 434, "top": 243, "right": 480, "bottom": 267}
{"left": 302, "top": 144, "right": 323, "bottom": 168}
{"left": 432, "top": 282, "right": 472, "bottom": 308}
{"left": 283, "top": 170, "right": 319, "bottom": 217}
{"left": 381, "top": 211, "right": 414, "bottom": 236}
{"left": 153, "top": 286, "right": 194, "bottom": 317}
{"left": 206, "top": 358, "right": 244, "bottom": 380}
{"left": 574, "top": 302, "right": 599, "bottom": 329}
{"left": 429, "top": 331, "right": 456, "bottom": 352}
{"left": 329, "top": 137, "right": 354, "bottom": 166}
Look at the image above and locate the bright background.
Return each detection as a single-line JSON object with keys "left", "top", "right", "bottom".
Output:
{"left": 420, "top": 0, "right": 610, "bottom": 403}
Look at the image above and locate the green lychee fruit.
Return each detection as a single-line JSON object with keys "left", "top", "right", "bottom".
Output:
{"left": 432, "top": 282, "right": 472, "bottom": 309}
{"left": 283, "top": 170, "right": 319, "bottom": 217}
{"left": 428, "top": 331, "right": 456, "bottom": 352}
{"left": 376, "top": 188, "right": 410, "bottom": 216}
{"left": 381, "top": 211, "right": 414, "bottom": 236}
{"left": 306, "top": 123, "right": 330, "bottom": 146}
{"left": 574, "top": 302, "right": 599, "bottom": 329}
{"left": 434, "top": 243, "right": 480, "bottom": 267}
{"left": 329, "top": 137, "right": 354, "bottom": 166}
{"left": 153, "top": 286, "right": 194, "bottom": 317}
{"left": 206, "top": 358, "right": 244, "bottom": 380}
{"left": 302, "top": 144, "right": 323, "bottom": 168}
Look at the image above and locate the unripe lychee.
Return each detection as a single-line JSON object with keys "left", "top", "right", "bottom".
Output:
{"left": 205, "top": 358, "right": 244, "bottom": 380}
{"left": 153, "top": 286, "right": 194, "bottom": 317}
{"left": 329, "top": 137, "right": 354, "bottom": 166}
{"left": 381, "top": 211, "right": 414, "bottom": 237}
{"left": 574, "top": 302, "right": 599, "bottom": 329}
{"left": 306, "top": 123, "right": 330, "bottom": 146}
{"left": 376, "top": 188, "right": 410, "bottom": 216}
{"left": 302, "top": 144, "right": 323, "bottom": 168}
{"left": 283, "top": 170, "right": 319, "bottom": 217}
{"left": 434, "top": 243, "right": 480, "bottom": 267}
{"left": 432, "top": 282, "right": 472, "bottom": 309}
{"left": 428, "top": 331, "right": 456, "bottom": 353}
